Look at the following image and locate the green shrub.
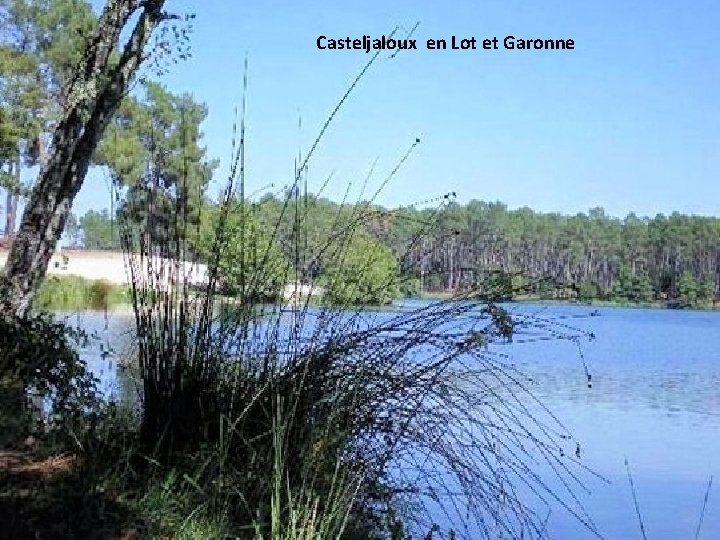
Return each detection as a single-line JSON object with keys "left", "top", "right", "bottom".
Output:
{"left": 698, "top": 275, "right": 716, "bottom": 305}
{"left": 35, "top": 275, "right": 127, "bottom": 310}
{"left": 578, "top": 281, "right": 601, "bottom": 302}
{"left": 678, "top": 270, "right": 698, "bottom": 307}
{"left": 0, "top": 312, "right": 100, "bottom": 447}
{"left": 398, "top": 276, "right": 421, "bottom": 298}
{"left": 322, "top": 232, "right": 399, "bottom": 306}
{"left": 87, "top": 279, "right": 115, "bottom": 309}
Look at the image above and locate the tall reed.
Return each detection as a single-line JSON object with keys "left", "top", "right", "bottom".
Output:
{"left": 111, "top": 57, "right": 596, "bottom": 538}
{"left": 35, "top": 275, "right": 127, "bottom": 311}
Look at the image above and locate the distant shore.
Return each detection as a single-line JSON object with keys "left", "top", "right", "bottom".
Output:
{"left": 415, "top": 291, "right": 720, "bottom": 311}
{"left": 37, "top": 284, "right": 720, "bottom": 313}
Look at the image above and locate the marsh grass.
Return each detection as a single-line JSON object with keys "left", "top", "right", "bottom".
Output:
{"left": 100, "top": 59, "right": 600, "bottom": 539}
{"left": 35, "top": 275, "right": 128, "bottom": 311}
{"left": 1, "top": 49, "right": 598, "bottom": 540}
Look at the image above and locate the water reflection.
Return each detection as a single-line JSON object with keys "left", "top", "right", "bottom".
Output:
{"left": 57, "top": 309, "right": 136, "bottom": 400}
{"left": 63, "top": 302, "right": 720, "bottom": 539}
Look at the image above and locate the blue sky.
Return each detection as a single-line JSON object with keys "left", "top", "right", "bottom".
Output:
{"left": 73, "top": 0, "right": 720, "bottom": 218}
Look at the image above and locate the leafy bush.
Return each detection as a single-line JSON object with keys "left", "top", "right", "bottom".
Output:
{"left": 611, "top": 265, "right": 654, "bottom": 303}
{"left": 0, "top": 312, "right": 100, "bottom": 447}
{"left": 698, "top": 275, "right": 716, "bottom": 305}
{"left": 477, "top": 268, "right": 527, "bottom": 301}
{"left": 578, "top": 281, "right": 601, "bottom": 302}
{"left": 87, "top": 279, "right": 116, "bottom": 309}
{"left": 678, "top": 270, "right": 698, "bottom": 307}
{"left": 195, "top": 201, "right": 289, "bottom": 299}
{"left": 322, "top": 232, "right": 399, "bottom": 306}
{"left": 398, "top": 276, "right": 421, "bottom": 298}
{"left": 35, "top": 275, "right": 127, "bottom": 311}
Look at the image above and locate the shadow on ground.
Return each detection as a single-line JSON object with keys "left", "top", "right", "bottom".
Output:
{"left": 0, "top": 451, "right": 137, "bottom": 540}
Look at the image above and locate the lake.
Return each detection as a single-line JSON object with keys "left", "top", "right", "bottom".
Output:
{"left": 64, "top": 302, "right": 720, "bottom": 539}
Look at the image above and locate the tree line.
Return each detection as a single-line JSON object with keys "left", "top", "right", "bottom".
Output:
{"left": 2, "top": 0, "right": 718, "bottom": 310}
{"left": 0, "top": 0, "right": 180, "bottom": 316}
{"left": 374, "top": 201, "right": 720, "bottom": 306}
{"left": 66, "top": 195, "right": 720, "bottom": 307}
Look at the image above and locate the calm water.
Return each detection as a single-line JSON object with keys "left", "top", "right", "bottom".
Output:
{"left": 64, "top": 302, "right": 720, "bottom": 539}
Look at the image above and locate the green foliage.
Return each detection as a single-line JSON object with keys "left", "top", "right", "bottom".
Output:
{"left": 698, "top": 275, "right": 716, "bottom": 306}
{"left": 578, "top": 281, "right": 601, "bottom": 302}
{"left": 252, "top": 192, "right": 356, "bottom": 281}
{"left": 610, "top": 265, "right": 654, "bottom": 304}
{"left": 78, "top": 208, "right": 121, "bottom": 249}
{"left": 0, "top": 0, "right": 96, "bottom": 89}
{"left": 677, "top": 270, "right": 698, "bottom": 308}
{"left": 610, "top": 266, "right": 631, "bottom": 301}
{"left": 0, "top": 0, "right": 96, "bottom": 167}
{"left": 0, "top": 105, "right": 20, "bottom": 162}
{"left": 0, "top": 311, "right": 100, "bottom": 445}
{"left": 97, "top": 82, "right": 217, "bottom": 250}
{"left": 196, "top": 200, "right": 289, "bottom": 298}
{"left": 322, "top": 232, "right": 399, "bottom": 306}
{"left": 630, "top": 270, "right": 654, "bottom": 303}
{"left": 87, "top": 189, "right": 719, "bottom": 308}
{"left": 86, "top": 279, "right": 118, "bottom": 310}
{"left": 245, "top": 195, "right": 720, "bottom": 307}
{"left": 35, "top": 275, "right": 127, "bottom": 310}
{"left": 398, "top": 276, "right": 421, "bottom": 297}
{"left": 535, "top": 278, "right": 559, "bottom": 300}
{"left": 478, "top": 269, "right": 527, "bottom": 301}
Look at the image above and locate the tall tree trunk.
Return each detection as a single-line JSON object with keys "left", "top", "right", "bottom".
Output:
{"left": 4, "top": 162, "right": 13, "bottom": 237}
{"left": 0, "top": 0, "right": 167, "bottom": 318}
{"left": 8, "top": 155, "right": 20, "bottom": 236}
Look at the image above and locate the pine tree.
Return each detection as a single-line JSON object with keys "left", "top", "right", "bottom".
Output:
{"left": 677, "top": 270, "right": 698, "bottom": 308}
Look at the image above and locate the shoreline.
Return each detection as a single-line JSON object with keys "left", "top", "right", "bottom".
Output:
{"left": 41, "top": 292, "right": 720, "bottom": 314}
{"left": 415, "top": 292, "right": 720, "bottom": 312}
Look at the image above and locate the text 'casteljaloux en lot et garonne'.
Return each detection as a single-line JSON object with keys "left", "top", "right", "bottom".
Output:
{"left": 317, "top": 35, "right": 575, "bottom": 52}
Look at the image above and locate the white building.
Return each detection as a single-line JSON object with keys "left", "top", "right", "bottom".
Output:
{"left": 0, "top": 248, "right": 208, "bottom": 289}
{"left": 281, "top": 281, "right": 323, "bottom": 303}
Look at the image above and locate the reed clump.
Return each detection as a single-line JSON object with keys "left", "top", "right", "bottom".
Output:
{"left": 98, "top": 126, "right": 595, "bottom": 537}
{"left": 1, "top": 61, "right": 595, "bottom": 539}
{"left": 0, "top": 183, "right": 593, "bottom": 539}
{"left": 35, "top": 275, "right": 128, "bottom": 311}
